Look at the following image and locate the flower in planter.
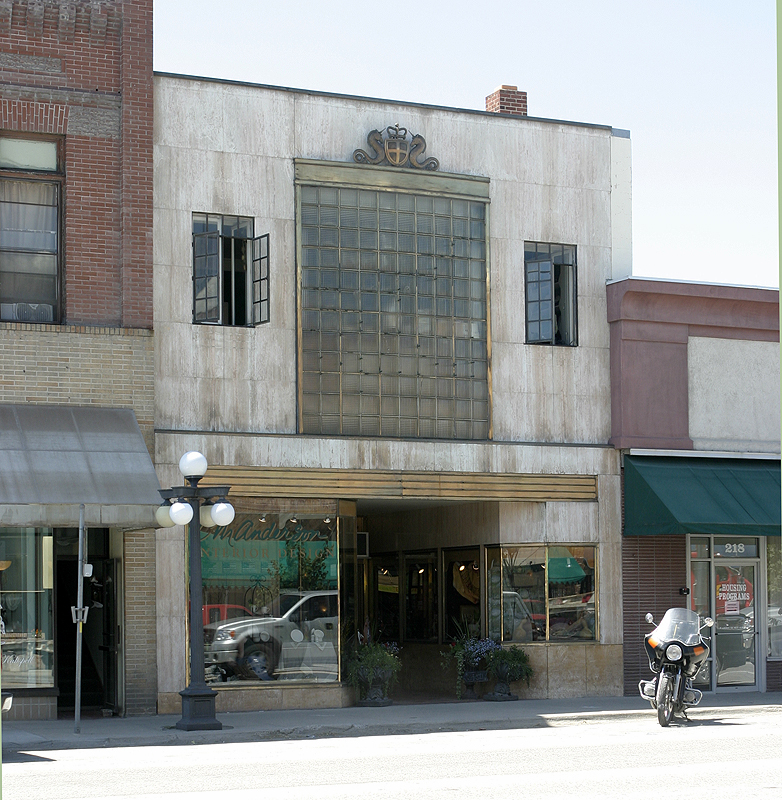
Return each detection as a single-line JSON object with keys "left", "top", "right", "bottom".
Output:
{"left": 441, "top": 636, "right": 501, "bottom": 699}
{"left": 485, "top": 645, "right": 533, "bottom": 700}
{"left": 345, "top": 640, "right": 402, "bottom": 705}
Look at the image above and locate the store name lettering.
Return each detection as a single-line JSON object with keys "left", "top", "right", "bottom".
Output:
{"left": 2, "top": 652, "right": 35, "bottom": 666}
{"left": 203, "top": 520, "right": 331, "bottom": 545}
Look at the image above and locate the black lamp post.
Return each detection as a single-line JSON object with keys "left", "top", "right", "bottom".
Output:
{"left": 157, "top": 451, "right": 234, "bottom": 731}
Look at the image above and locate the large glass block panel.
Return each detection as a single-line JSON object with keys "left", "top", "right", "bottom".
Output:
{"left": 299, "top": 184, "right": 489, "bottom": 440}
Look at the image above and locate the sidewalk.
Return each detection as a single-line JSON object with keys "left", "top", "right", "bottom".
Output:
{"left": 3, "top": 692, "right": 780, "bottom": 754}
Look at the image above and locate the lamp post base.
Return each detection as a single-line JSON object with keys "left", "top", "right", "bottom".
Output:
{"left": 175, "top": 685, "right": 222, "bottom": 731}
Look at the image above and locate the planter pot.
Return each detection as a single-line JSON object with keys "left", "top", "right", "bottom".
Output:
{"left": 461, "top": 669, "right": 488, "bottom": 700}
{"left": 355, "top": 665, "right": 394, "bottom": 707}
{"left": 484, "top": 661, "right": 520, "bottom": 702}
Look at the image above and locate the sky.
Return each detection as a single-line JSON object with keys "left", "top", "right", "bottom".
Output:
{"left": 153, "top": 1, "right": 779, "bottom": 289}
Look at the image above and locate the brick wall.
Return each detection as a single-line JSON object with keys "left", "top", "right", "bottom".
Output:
{"left": 485, "top": 85, "right": 528, "bottom": 116}
{"left": 0, "top": 322, "right": 154, "bottom": 450}
{"left": 622, "top": 535, "right": 687, "bottom": 695}
{"left": 0, "top": 0, "right": 153, "bottom": 328}
{"left": 124, "top": 528, "right": 157, "bottom": 715}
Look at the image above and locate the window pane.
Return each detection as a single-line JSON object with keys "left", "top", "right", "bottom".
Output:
{"left": 496, "top": 546, "right": 547, "bottom": 642}
{"left": 0, "top": 139, "right": 57, "bottom": 171}
{"left": 0, "top": 528, "right": 55, "bottom": 688}
{"left": 201, "top": 514, "right": 339, "bottom": 684}
{"left": 547, "top": 546, "right": 596, "bottom": 641}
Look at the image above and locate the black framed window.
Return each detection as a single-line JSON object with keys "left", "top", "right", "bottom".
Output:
{"left": 524, "top": 242, "right": 577, "bottom": 346}
{"left": 192, "top": 213, "right": 270, "bottom": 326}
{"left": 0, "top": 137, "right": 61, "bottom": 323}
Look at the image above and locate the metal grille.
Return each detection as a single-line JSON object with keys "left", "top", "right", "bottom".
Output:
{"left": 299, "top": 185, "right": 489, "bottom": 439}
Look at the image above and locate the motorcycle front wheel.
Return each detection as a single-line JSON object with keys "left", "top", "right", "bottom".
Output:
{"left": 656, "top": 671, "right": 674, "bottom": 727}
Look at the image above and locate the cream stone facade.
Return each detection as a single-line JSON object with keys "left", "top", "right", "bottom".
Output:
{"left": 688, "top": 337, "right": 780, "bottom": 453}
{"left": 153, "top": 75, "right": 630, "bottom": 709}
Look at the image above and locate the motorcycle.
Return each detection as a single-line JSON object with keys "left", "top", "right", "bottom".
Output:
{"left": 638, "top": 607, "right": 714, "bottom": 727}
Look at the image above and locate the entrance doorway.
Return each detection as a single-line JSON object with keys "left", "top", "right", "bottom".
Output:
{"left": 689, "top": 536, "right": 763, "bottom": 691}
{"left": 55, "top": 529, "right": 119, "bottom": 714}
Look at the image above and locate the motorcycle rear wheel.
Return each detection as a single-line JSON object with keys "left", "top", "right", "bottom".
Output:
{"left": 656, "top": 672, "right": 674, "bottom": 727}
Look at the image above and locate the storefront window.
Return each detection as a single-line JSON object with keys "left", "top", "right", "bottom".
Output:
{"left": 443, "top": 548, "right": 480, "bottom": 641}
{"left": 0, "top": 527, "right": 54, "bottom": 688}
{"left": 200, "top": 513, "right": 338, "bottom": 684}
{"left": 487, "top": 545, "right": 596, "bottom": 643}
{"left": 768, "top": 535, "right": 782, "bottom": 659}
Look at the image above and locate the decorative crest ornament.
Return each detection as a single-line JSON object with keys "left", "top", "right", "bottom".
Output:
{"left": 353, "top": 123, "right": 439, "bottom": 171}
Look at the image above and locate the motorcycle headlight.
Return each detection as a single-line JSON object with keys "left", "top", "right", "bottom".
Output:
{"left": 665, "top": 644, "right": 683, "bottom": 661}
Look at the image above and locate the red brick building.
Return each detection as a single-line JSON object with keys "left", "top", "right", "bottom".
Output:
{"left": 0, "top": 0, "right": 159, "bottom": 719}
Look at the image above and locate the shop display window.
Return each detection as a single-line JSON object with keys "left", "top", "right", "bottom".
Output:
{"left": 487, "top": 545, "right": 596, "bottom": 643}
{"left": 0, "top": 527, "right": 54, "bottom": 688}
{"left": 200, "top": 513, "right": 339, "bottom": 684}
{"left": 767, "top": 535, "right": 781, "bottom": 659}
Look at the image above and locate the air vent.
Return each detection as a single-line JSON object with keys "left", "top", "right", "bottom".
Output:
{"left": 0, "top": 302, "right": 54, "bottom": 322}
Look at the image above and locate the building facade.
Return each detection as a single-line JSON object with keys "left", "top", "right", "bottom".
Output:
{"left": 607, "top": 278, "right": 781, "bottom": 695}
{"left": 153, "top": 76, "right": 632, "bottom": 711}
{"left": 0, "top": 0, "right": 159, "bottom": 719}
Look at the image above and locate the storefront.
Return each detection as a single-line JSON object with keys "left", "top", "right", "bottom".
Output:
{"left": 182, "top": 457, "right": 622, "bottom": 709}
{"left": 623, "top": 455, "right": 781, "bottom": 693}
{"left": 0, "top": 404, "right": 161, "bottom": 719}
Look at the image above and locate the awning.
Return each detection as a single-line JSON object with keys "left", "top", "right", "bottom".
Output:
{"left": 623, "top": 456, "right": 781, "bottom": 537}
{"left": 0, "top": 404, "right": 161, "bottom": 529}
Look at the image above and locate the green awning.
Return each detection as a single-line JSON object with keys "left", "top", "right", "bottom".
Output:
{"left": 623, "top": 456, "right": 781, "bottom": 537}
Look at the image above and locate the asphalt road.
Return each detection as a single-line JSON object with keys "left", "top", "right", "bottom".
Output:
{"left": 3, "top": 708, "right": 780, "bottom": 800}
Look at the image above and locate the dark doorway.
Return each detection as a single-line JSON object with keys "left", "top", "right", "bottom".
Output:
{"left": 55, "top": 529, "right": 118, "bottom": 716}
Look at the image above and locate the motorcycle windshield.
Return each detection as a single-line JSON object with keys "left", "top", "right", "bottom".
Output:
{"left": 652, "top": 608, "right": 702, "bottom": 646}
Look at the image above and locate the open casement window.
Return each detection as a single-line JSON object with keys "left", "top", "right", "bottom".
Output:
{"left": 192, "top": 213, "right": 270, "bottom": 326}
{"left": 524, "top": 242, "right": 577, "bottom": 346}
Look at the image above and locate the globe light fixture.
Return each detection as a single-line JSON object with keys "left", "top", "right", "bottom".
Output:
{"left": 179, "top": 451, "right": 208, "bottom": 479}
{"left": 155, "top": 503, "right": 176, "bottom": 528}
{"left": 210, "top": 502, "right": 235, "bottom": 527}
{"left": 169, "top": 501, "right": 194, "bottom": 526}
{"left": 200, "top": 505, "right": 216, "bottom": 528}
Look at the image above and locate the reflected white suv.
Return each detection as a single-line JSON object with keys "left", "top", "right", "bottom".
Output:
{"left": 204, "top": 590, "right": 338, "bottom": 681}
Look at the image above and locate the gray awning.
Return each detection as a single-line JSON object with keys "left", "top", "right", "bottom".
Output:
{"left": 0, "top": 404, "right": 161, "bottom": 530}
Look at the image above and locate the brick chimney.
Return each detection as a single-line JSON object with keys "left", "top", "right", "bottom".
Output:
{"left": 485, "top": 85, "right": 528, "bottom": 116}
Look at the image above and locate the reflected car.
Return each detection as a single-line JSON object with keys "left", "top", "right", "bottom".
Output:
{"left": 204, "top": 590, "right": 338, "bottom": 682}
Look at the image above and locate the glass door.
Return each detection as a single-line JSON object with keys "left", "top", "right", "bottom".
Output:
{"left": 714, "top": 562, "right": 757, "bottom": 687}
{"left": 688, "top": 535, "right": 762, "bottom": 691}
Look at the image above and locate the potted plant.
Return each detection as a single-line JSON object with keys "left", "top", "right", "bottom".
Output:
{"left": 484, "top": 645, "right": 533, "bottom": 701}
{"left": 345, "top": 640, "right": 402, "bottom": 706}
{"left": 441, "top": 636, "right": 501, "bottom": 699}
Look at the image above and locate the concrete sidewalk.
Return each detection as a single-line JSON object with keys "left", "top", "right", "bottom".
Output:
{"left": 3, "top": 692, "right": 780, "bottom": 754}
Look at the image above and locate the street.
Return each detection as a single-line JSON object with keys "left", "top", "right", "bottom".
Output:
{"left": 3, "top": 708, "right": 781, "bottom": 800}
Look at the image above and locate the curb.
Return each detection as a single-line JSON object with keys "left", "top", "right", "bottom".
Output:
{"left": 3, "top": 702, "right": 779, "bottom": 754}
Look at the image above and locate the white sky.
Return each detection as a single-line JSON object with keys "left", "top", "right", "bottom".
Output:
{"left": 153, "top": 0, "right": 779, "bottom": 289}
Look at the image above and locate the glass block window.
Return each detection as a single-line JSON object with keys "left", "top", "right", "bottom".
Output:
{"left": 299, "top": 186, "right": 489, "bottom": 440}
{"left": 524, "top": 242, "right": 577, "bottom": 346}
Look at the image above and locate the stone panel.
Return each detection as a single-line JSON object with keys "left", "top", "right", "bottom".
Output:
{"left": 546, "top": 643, "right": 587, "bottom": 698}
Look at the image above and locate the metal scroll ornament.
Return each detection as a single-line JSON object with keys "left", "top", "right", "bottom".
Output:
{"left": 354, "top": 124, "right": 439, "bottom": 171}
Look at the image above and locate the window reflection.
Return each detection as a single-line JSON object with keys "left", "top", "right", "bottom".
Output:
{"left": 0, "top": 527, "right": 54, "bottom": 689}
{"left": 768, "top": 536, "right": 782, "bottom": 658}
{"left": 487, "top": 545, "right": 596, "bottom": 643}
{"left": 201, "top": 513, "right": 339, "bottom": 684}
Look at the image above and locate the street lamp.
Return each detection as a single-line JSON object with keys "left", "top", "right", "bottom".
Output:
{"left": 158, "top": 451, "right": 234, "bottom": 731}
